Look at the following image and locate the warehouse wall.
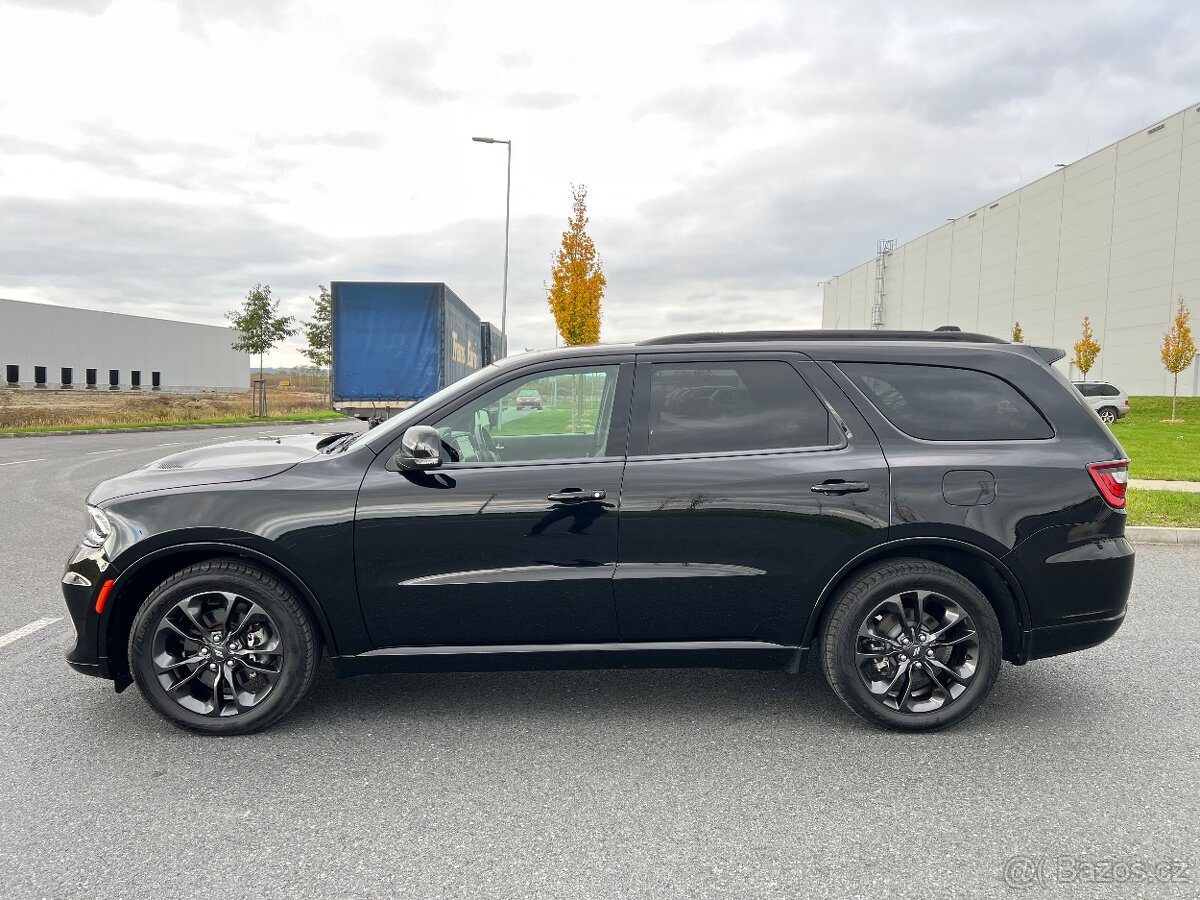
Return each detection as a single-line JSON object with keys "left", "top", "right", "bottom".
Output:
{"left": 0, "top": 299, "right": 248, "bottom": 392}
{"left": 823, "top": 103, "right": 1200, "bottom": 396}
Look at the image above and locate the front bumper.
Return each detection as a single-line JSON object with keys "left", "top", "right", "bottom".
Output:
{"left": 62, "top": 542, "right": 119, "bottom": 680}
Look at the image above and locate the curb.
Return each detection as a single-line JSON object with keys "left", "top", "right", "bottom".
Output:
{"left": 0, "top": 417, "right": 347, "bottom": 439}
{"left": 1126, "top": 526, "right": 1200, "bottom": 545}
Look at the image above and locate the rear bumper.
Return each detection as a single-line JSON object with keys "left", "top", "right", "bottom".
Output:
{"left": 1008, "top": 528, "right": 1134, "bottom": 660}
{"left": 1028, "top": 610, "right": 1125, "bottom": 660}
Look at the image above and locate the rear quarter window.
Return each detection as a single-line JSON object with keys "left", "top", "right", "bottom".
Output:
{"left": 840, "top": 362, "right": 1053, "bottom": 441}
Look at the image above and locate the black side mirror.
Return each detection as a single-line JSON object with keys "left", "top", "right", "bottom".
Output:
{"left": 394, "top": 425, "right": 443, "bottom": 471}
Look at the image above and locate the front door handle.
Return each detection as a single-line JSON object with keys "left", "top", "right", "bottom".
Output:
{"left": 810, "top": 480, "right": 871, "bottom": 495}
{"left": 547, "top": 489, "right": 606, "bottom": 502}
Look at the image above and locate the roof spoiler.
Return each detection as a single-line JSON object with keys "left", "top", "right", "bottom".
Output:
{"left": 1033, "top": 346, "right": 1066, "bottom": 364}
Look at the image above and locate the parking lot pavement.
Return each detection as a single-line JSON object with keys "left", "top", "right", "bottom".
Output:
{"left": 1, "top": 428, "right": 1197, "bottom": 899}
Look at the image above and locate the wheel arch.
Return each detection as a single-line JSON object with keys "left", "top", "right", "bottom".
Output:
{"left": 99, "top": 541, "right": 339, "bottom": 690}
{"left": 805, "top": 538, "right": 1031, "bottom": 664}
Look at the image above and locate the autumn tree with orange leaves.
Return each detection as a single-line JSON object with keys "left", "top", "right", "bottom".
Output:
{"left": 546, "top": 184, "right": 605, "bottom": 346}
{"left": 1072, "top": 315, "right": 1101, "bottom": 378}
{"left": 1161, "top": 297, "right": 1197, "bottom": 422}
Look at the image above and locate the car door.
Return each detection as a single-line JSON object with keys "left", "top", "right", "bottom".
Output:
{"left": 614, "top": 353, "right": 890, "bottom": 645}
{"left": 354, "top": 358, "right": 633, "bottom": 648}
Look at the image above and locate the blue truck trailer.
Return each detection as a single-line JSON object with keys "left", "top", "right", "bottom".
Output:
{"left": 331, "top": 281, "right": 484, "bottom": 420}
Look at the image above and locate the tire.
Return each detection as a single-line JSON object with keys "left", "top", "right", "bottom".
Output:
{"left": 1098, "top": 407, "right": 1118, "bottom": 424}
{"left": 819, "top": 559, "right": 1002, "bottom": 732}
{"left": 128, "top": 560, "right": 321, "bottom": 735}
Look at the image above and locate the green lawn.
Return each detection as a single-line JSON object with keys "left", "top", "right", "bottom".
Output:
{"left": 0, "top": 409, "right": 345, "bottom": 435}
{"left": 1111, "top": 395, "right": 1200, "bottom": 482}
{"left": 492, "top": 403, "right": 599, "bottom": 436}
{"left": 1126, "top": 488, "right": 1200, "bottom": 528}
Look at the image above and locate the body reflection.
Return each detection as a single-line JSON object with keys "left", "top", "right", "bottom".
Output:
{"left": 529, "top": 498, "right": 615, "bottom": 536}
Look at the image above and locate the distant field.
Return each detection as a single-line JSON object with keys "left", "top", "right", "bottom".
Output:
{"left": 0, "top": 387, "right": 334, "bottom": 432}
{"left": 1112, "top": 396, "right": 1200, "bottom": 482}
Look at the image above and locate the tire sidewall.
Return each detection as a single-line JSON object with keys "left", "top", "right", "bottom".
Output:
{"left": 825, "top": 565, "right": 1002, "bottom": 732}
{"left": 129, "top": 566, "right": 312, "bottom": 734}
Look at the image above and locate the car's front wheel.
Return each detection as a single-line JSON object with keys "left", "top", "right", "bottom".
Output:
{"left": 128, "top": 560, "right": 320, "bottom": 735}
{"left": 820, "top": 559, "right": 1002, "bottom": 731}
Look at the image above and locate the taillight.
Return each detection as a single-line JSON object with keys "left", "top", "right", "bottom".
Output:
{"left": 1087, "top": 460, "right": 1129, "bottom": 509}
{"left": 1124, "top": 399, "right": 1130, "bottom": 406}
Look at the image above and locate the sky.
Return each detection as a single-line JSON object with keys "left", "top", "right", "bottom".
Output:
{"left": 1, "top": 0, "right": 1198, "bottom": 366}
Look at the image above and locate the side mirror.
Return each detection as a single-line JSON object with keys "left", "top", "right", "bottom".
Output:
{"left": 394, "top": 425, "right": 443, "bottom": 470}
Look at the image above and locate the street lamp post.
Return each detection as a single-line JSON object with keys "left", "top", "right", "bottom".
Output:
{"left": 472, "top": 136, "right": 511, "bottom": 357}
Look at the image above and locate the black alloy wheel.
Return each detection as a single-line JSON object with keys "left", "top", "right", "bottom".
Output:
{"left": 854, "top": 589, "right": 980, "bottom": 714}
{"left": 150, "top": 590, "right": 284, "bottom": 717}
{"left": 820, "top": 559, "right": 1002, "bottom": 731}
{"left": 129, "top": 560, "right": 320, "bottom": 735}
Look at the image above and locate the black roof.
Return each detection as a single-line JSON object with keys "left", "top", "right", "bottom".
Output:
{"left": 638, "top": 329, "right": 1008, "bottom": 346}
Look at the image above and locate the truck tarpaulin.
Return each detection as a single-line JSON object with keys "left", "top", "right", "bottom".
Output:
{"left": 331, "top": 282, "right": 482, "bottom": 403}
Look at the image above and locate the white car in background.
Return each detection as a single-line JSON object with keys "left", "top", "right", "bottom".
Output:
{"left": 1072, "top": 381, "right": 1130, "bottom": 424}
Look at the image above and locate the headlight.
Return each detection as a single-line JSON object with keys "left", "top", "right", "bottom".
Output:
{"left": 83, "top": 505, "right": 112, "bottom": 548}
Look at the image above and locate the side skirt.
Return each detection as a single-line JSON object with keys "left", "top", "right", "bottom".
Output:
{"left": 331, "top": 640, "right": 809, "bottom": 677}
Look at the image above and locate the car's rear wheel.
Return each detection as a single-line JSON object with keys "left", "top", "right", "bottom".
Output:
{"left": 128, "top": 560, "right": 320, "bottom": 735}
{"left": 820, "top": 559, "right": 1002, "bottom": 731}
{"left": 1098, "top": 406, "right": 1118, "bottom": 424}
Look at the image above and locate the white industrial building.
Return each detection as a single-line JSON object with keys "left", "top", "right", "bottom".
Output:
{"left": 1, "top": 298, "right": 247, "bottom": 392}
{"left": 823, "top": 102, "right": 1200, "bottom": 396}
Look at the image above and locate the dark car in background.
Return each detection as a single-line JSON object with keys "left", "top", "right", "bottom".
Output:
{"left": 62, "top": 330, "right": 1133, "bottom": 735}
{"left": 515, "top": 389, "right": 543, "bottom": 410}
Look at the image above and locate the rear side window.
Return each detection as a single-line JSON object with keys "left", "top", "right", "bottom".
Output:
{"left": 1098, "top": 383, "right": 1120, "bottom": 397}
{"left": 840, "top": 363, "right": 1053, "bottom": 441}
{"left": 647, "top": 361, "right": 835, "bottom": 455}
{"left": 1076, "top": 384, "right": 1098, "bottom": 397}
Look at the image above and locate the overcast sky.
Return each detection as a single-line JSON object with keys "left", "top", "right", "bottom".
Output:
{"left": 1, "top": 0, "right": 1198, "bottom": 365}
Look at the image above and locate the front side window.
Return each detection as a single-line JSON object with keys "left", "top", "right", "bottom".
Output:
{"left": 432, "top": 365, "right": 620, "bottom": 463}
{"left": 646, "top": 360, "right": 834, "bottom": 455}
{"left": 841, "top": 362, "right": 1053, "bottom": 441}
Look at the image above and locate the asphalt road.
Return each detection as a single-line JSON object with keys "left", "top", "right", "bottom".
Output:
{"left": 1, "top": 425, "right": 1197, "bottom": 899}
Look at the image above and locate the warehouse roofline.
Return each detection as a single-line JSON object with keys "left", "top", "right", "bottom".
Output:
{"left": 0, "top": 296, "right": 234, "bottom": 334}
{"left": 829, "top": 98, "right": 1200, "bottom": 277}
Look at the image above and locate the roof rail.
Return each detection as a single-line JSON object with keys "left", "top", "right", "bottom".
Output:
{"left": 637, "top": 329, "right": 1009, "bottom": 346}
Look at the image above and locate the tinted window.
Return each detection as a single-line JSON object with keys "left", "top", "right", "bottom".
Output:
{"left": 1075, "top": 384, "right": 1099, "bottom": 397}
{"left": 841, "top": 363, "right": 1052, "bottom": 441}
{"left": 647, "top": 361, "right": 834, "bottom": 455}
{"left": 434, "top": 365, "right": 619, "bottom": 463}
{"left": 1098, "top": 383, "right": 1120, "bottom": 396}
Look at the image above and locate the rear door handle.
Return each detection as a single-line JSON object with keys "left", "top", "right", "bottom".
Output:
{"left": 810, "top": 480, "right": 871, "bottom": 495}
{"left": 547, "top": 489, "right": 607, "bottom": 502}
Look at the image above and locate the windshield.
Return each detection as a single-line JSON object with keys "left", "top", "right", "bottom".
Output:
{"left": 348, "top": 364, "right": 503, "bottom": 451}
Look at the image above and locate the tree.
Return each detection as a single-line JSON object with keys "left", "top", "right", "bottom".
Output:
{"left": 1072, "top": 315, "right": 1101, "bottom": 379}
{"left": 301, "top": 284, "right": 332, "bottom": 370}
{"left": 1161, "top": 297, "right": 1197, "bottom": 422}
{"left": 226, "top": 284, "right": 297, "bottom": 381}
{"left": 546, "top": 184, "right": 605, "bottom": 346}
{"left": 1011, "top": 321, "right": 1024, "bottom": 343}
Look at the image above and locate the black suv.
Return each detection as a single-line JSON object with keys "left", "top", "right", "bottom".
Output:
{"left": 62, "top": 331, "right": 1134, "bottom": 734}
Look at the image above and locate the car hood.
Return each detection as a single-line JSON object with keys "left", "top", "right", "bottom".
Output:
{"left": 88, "top": 433, "right": 331, "bottom": 504}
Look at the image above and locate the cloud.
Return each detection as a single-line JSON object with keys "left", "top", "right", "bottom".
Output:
{"left": 359, "top": 38, "right": 458, "bottom": 104}
{"left": 505, "top": 91, "right": 577, "bottom": 111}
{"left": 632, "top": 84, "right": 752, "bottom": 130}
{"left": 2, "top": 0, "right": 1199, "bottom": 363}
{"left": 4, "top": 0, "right": 112, "bottom": 14}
